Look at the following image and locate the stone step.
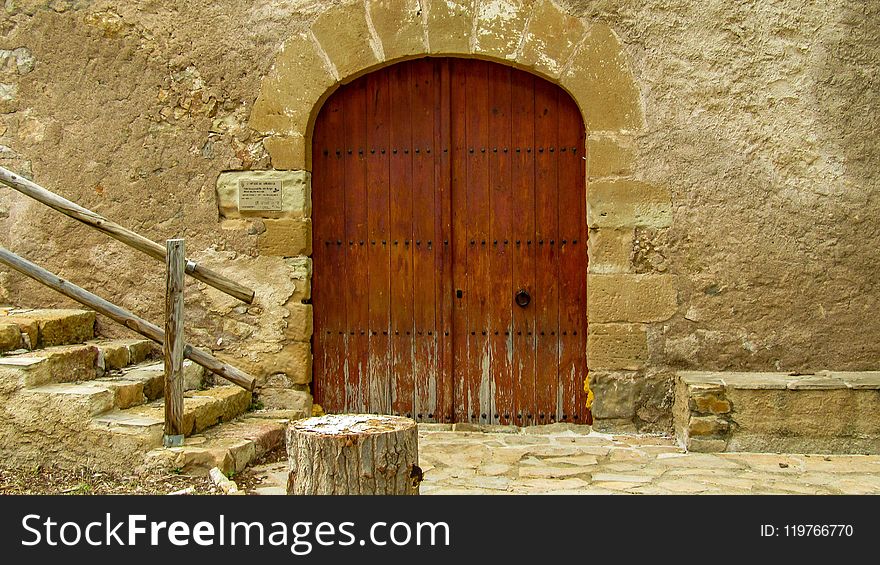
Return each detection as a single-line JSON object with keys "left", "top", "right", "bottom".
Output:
{"left": 674, "top": 371, "right": 880, "bottom": 455}
{"left": 19, "top": 382, "right": 116, "bottom": 418}
{"left": 92, "top": 359, "right": 205, "bottom": 409}
{"left": 0, "top": 338, "right": 157, "bottom": 389}
{"left": 95, "top": 338, "right": 157, "bottom": 371}
{"left": 0, "top": 343, "right": 100, "bottom": 387}
{"left": 143, "top": 417, "right": 287, "bottom": 476}
{"left": 91, "top": 385, "right": 253, "bottom": 439}
{"left": 0, "top": 308, "right": 95, "bottom": 350}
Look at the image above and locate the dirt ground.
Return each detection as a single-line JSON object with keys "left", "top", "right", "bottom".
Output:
{"left": 0, "top": 446, "right": 286, "bottom": 495}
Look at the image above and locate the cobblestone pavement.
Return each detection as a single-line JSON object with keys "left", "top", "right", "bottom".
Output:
{"left": 247, "top": 424, "right": 880, "bottom": 495}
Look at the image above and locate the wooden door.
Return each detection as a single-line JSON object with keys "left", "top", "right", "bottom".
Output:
{"left": 312, "top": 58, "right": 589, "bottom": 425}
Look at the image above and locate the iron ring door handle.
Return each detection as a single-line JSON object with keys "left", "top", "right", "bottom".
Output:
{"left": 515, "top": 289, "right": 531, "bottom": 308}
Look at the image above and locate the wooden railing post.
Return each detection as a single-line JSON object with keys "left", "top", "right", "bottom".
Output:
{"left": 163, "top": 238, "right": 185, "bottom": 447}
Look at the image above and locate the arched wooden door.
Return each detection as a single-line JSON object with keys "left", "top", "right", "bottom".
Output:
{"left": 311, "top": 58, "right": 589, "bottom": 425}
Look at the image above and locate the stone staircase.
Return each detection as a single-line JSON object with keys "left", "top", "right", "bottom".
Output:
{"left": 674, "top": 371, "right": 880, "bottom": 454}
{"left": 0, "top": 307, "right": 289, "bottom": 475}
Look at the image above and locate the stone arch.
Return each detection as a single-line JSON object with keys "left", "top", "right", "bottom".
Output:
{"left": 239, "top": 0, "right": 677, "bottom": 425}
{"left": 249, "top": 0, "right": 645, "bottom": 171}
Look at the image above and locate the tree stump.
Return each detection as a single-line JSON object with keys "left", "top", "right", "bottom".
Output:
{"left": 286, "top": 414, "right": 421, "bottom": 495}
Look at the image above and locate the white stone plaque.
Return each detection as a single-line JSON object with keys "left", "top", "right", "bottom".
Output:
{"left": 239, "top": 179, "right": 283, "bottom": 211}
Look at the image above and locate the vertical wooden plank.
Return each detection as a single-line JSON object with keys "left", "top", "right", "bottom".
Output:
{"left": 465, "top": 61, "right": 491, "bottom": 423}
{"left": 510, "top": 70, "right": 537, "bottom": 426}
{"left": 389, "top": 62, "right": 415, "bottom": 418}
{"left": 534, "top": 78, "right": 560, "bottom": 424}
{"left": 449, "top": 60, "right": 469, "bottom": 423}
{"left": 488, "top": 64, "right": 514, "bottom": 425}
{"left": 435, "top": 59, "right": 454, "bottom": 423}
{"left": 163, "top": 238, "right": 185, "bottom": 445}
{"left": 313, "top": 93, "right": 347, "bottom": 414}
{"left": 366, "top": 70, "right": 392, "bottom": 415}
{"left": 343, "top": 79, "right": 370, "bottom": 414}
{"left": 411, "top": 59, "right": 438, "bottom": 423}
{"left": 556, "top": 91, "right": 587, "bottom": 423}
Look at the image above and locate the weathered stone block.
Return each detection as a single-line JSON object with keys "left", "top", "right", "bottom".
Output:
{"left": 7, "top": 318, "right": 38, "bottom": 349}
{"left": 217, "top": 341, "right": 311, "bottom": 384}
{"left": 128, "top": 340, "right": 156, "bottom": 365}
{"left": 152, "top": 446, "right": 235, "bottom": 476}
{"left": 236, "top": 418, "right": 287, "bottom": 457}
{"left": 588, "top": 134, "right": 635, "bottom": 178}
{"left": 588, "top": 371, "right": 641, "bottom": 420}
{"left": 284, "top": 303, "right": 314, "bottom": 342}
{"left": 426, "top": 0, "right": 475, "bottom": 53}
{"left": 264, "top": 135, "right": 309, "bottom": 171}
{"left": 22, "top": 383, "right": 115, "bottom": 418}
{"left": 311, "top": 1, "right": 380, "bottom": 80}
{"left": 259, "top": 386, "right": 313, "bottom": 412}
{"left": 561, "top": 23, "right": 643, "bottom": 131}
{"left": 264, "top": 373, "right": 295, "bottom": 388}
{"left": 5, "top": 309, "right": 95, "bottom": 348}
{"left": 367, "top": 0, "right": 427, "bottom": 60}
{"left": 588, "top": 179, "right": 672, "bottom": 228}
{"left": 588, "top": 227, "right": 632, "bottom": 273}
{"left": 16, "top": 344, "right": 100, "bottom": 387}
{"left": 687, "top": 415, "right": 730, "bottom": 437}
{"left": 288, "top": 275, "right": 312, "bottom": 303}
{"left": 99, "top": 342, "right": 131, "bottom": 371}
{"left": 103, "top": 379, "right": 146, "bottom": 409}
{"left": 474, "top": 0, "right": 535, "bottom": 59}
{"left": 216, "top": 170, "right": 310, "bottom": 220}
{"left": 587, "top": 323, "right": 647, "bottom": 370}
{"left": 676, "top": 371, "right": 880, "bottom": 454}
{"left": 686, "top": 438, "right": 729, "bottom": 452}
{"left": 182, "top": 361, "right": 206, "bottom": 391}
{"left": 187, "top": 387, "right": 252, "bottom": 433}
{"left": 636, "top": 373, "right": 674, "bottom": 430}
{"left": 517, "top": 0, "right": 585, "bottom": 77}
{"left": 587, "top": 274, "right": 677, "bottom": 323}
{"left": 258, "top": 218, "right": 312, "bottom": 257}
{"left": 689, "top": 391, "right": 731, "bottom": 414}
{"left": 250, "top": 33, "right": 337, "bottom": 136}
{"left": 0, "top": 322, "right": 20, "bottom": 352}
{"left": 39, "top": 310, "right": 96, "bottom": 346}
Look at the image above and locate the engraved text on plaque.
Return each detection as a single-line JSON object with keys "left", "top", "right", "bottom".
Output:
{"left": 239, "top": 179, "right": 283, "bottom": 211}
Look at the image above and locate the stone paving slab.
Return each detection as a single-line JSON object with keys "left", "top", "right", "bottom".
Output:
{"left": 247, "top": 427, "right": 880, "bottom": 495}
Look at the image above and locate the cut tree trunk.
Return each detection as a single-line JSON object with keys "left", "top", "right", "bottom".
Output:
{"left": 287, "top": 414, "right": 421, "bottom": 495}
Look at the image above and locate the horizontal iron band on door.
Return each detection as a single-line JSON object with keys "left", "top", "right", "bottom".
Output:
{"left": 320, "top": 146, "right": 579, "bottom": 154}
{"left": 321, "top": 239, "right": 581, "bottom": 245}
{"left": 326, "top": 330, "right": 577, "bottom": 336}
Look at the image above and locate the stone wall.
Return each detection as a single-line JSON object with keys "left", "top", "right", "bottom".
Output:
{"left": 1, "top": 0, "right": 877, "bottom": 430}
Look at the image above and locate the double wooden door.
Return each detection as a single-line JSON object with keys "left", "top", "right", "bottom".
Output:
{"left": 311, "top": 58, "right": 589, "bottom": 425}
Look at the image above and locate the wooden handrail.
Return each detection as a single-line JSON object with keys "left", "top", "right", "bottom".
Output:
{"left": 0, "top": 167, "right": 255, "bottom": 304}
{"left": 0, "top": 246, "right": 256, "bottom": 391}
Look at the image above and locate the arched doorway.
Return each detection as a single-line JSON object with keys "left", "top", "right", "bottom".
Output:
{"left": 311, "top": 57, "right": 589, "bottom": 425}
